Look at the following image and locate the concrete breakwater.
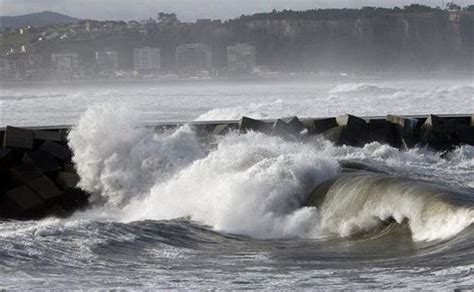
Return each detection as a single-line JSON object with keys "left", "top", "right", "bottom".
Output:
{"left": 0, "top": 113, "right": 473, "bottom": 220}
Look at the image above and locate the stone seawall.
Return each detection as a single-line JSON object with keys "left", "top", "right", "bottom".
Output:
{"left": 0, "top": 113, "right": 472, "bottom": 220}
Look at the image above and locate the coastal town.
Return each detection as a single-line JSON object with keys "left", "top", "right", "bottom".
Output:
{"left": 1, "top": 4, "right": 473, "bottom": 81}
{"left": 0, "top": 14, "right": 260, "bottom": 81}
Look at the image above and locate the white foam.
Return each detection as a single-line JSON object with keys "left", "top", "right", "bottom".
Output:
{"left": 68, "top": 105, "right": 473, "bottom": 241}
{"left": 68, "top": 104, "right": 205, "bottom": 206}
{"left": 69, "top": 105, "right": 340, "bottom": 238}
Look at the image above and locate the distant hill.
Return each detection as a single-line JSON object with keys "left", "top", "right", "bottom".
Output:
{"left": 0, "top": 11, "right": 81, "bottom": 29}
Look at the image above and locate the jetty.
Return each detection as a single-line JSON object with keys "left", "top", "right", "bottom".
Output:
{"left": 0, "top": 113, "right": 473, "bottom": 220}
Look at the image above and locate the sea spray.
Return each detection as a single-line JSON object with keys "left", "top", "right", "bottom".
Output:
{"left": 68, "top": 105, "right": 473, "bottom": 241}
{"left": 68, "top": 104, "right": 205, "bottom": 206}
{"left": 68, "top": 104, "right": 340, "bottom": 238}
{"left": 122, "top": 132, "right": 340, "bottom": 238}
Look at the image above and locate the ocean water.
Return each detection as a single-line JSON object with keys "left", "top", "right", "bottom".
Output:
{"left": 1, "top": 77, "right": 473, "bottom": 127}
{"left": 0, "top": 77, "right": 473, "bottom": 289}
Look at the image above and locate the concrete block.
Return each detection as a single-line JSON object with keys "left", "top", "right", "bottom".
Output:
{"left": 310, "top": 118, "right": 338, "bottom": 134}
{"left": 336, "top": 114, "right": 367, "bottom": 129}
{"left": 456, "top": 126, "right": 474, "bottom": 145}
{"left": 368, "top": 119, "right": 399, "bottom": 146}
{"left": 9, "top": 163, "right": 45, "bottom": 185}
{"left": 323, "top": 126, "right": 345, "bottom": 145}
{"left": 2, "top": 126, "right": 34, "bottom": 150}
{"left": 26, "top": 176, "right": 62, "bottom": 201}
{"left": 63, "top": 161, "right": 77, "bottom": 174}
{"left": 0, "top": 148, "right": 13, "bottom": 171}
{"left": 325, "top": 114, "right": 368, "bottom": 146}
{"left": 55, "top": 172, "right": 79, "bottom": 190}
{"left": 33, "top": 130, "right": 63, "bottom": 142}
{"left": 0, "top": 148, "right": 14, "bottom": 191}
{"left": 45, "top": 204, "right": 70, "bottom": 218}
{"left": 420, "top": 115, "right": 470, "bottom": 150}
{"left": 386, "top": 115, "right": 423, "bottom": 148}
{"left": 324, "top": 124, "right": 368, "bottom": 147}
{"left": 22, "top": 150, "right": 61, "bottom": 173}
{"left": 60, "top": 188, "right": 90, "bottom": 211}
{"left": 40, "top": 141, "right": 71, "bottom": 161}
{"left": 212, "top": 124, "right": 231, "bottom": 136}
{"left": 239, "top": 117, "right": 271, "bottom": 133}
{"left": 5, "top": 185, "right": 44, "bottom": 212}
{"left": 281, "top": 116, "right": 305, "bottom": 133}
{"left": 272, "top": 118, "right": 304, "bottom": 137}
{"left": 59, "top": 129, "right": 69, "bottom": 143}
{"left": 422, "top": 115, "right": 470, "bottom": 131}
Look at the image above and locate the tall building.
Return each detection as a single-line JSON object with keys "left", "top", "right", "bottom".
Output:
{"left": 51, "top": 53, "right": 79, "bottom": 74}
{"left": 227, "top": 43, "right": 256, "bottom": 74}
{"left": 133, "top": 47, "right": 161, "bottom": 74}
{"left": 175, "top": 43, "right": 212, "bottom": 75}
{"left": 95, "top": 50, "right": 119, "bottom": 73}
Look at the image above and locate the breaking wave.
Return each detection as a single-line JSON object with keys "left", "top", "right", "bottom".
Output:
{"left": 328, "top": 83, "right": 400, "bottom": 95}
{"left": 68, "top": 105, "right": 474, "bottom": 242}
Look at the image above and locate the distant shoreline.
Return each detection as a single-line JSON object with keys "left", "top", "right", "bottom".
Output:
{"left": 1, "top": 71, "right": 473, "bottom": 88}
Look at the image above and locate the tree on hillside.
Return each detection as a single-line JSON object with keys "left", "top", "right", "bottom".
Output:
{"left": 446, "top": 2, "right": 462, "bottom": 11}
{"left": 464, "top": 5, "right": 474, "bottom": 11}
{"left": 403, "top": 4, "right": 433, "bottom": 13}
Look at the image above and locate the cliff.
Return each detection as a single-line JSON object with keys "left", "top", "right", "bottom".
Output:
{"left": 9, "top": 7, "right": 474, "bottom": 73}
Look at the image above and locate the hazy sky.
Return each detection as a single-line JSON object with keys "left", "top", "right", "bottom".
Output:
{"left": 2, "top": 0, "right": 473, "bottom": 21}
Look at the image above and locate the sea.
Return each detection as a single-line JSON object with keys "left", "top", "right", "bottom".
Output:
{"left": 0, "top": 75, "right": 473, "bottom": 289}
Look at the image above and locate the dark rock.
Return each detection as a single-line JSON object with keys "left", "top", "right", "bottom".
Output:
{"left": 0, "top": 148, "right": 13, "bottom": 172}
{"left": 55, "top": 172, "right": 79, "bottom": 190}
{"left": 423, "top": 115, "right": 470, "bottom": 130}
{"left": 309, "top": 118, "right": 339, "bottom": 134}
{"left": 63, "top": 161, "right": 76, "bottom": 174}
{"left": 239, "top": 117, "right": 271, "bottom": 133}
{"left": 4, "top": 185, "right": 44, "bottom": 215}
{"left": 0, "top": 149, "right": 13, "bottom": 190}
{"left": 59, "top": 129, "right": 70, "bottom": 143}
{"left": 9, "top": 163, "right": 45, "bottom": 185}
{"left": 40, "top": 140, "right": 71, "bottom": 161}
{"left": 272, "top": 117, "right": 304, "bottom": 137}
{"left": 22, "top": 150, "right": 61, "bottom": 173}
{"left": 59, "top": 188, "right": 90, "bottom": 212}
{"left": 44, "top": 204, "right": 70, "bottom": 218}
{"left": 323, "top": 114, "right": 368, "bottom": 146}
{"left": 420, "top": 115, "right": 471, "bottom": 150}
{"left": 455, "top": 126, "right": 474, "bottom": 145}
{"left": 281, "top": 116, "right": 305, "bottom": 133}
{"left": 2, "top": 126, "right": 34, "bottom": 150}
{"left": 386, "top": 115, "right": 423, "bottom": 148}
{"left": 26, "top": 176, "right": 62, "bottom": 201}
{"left": 368, "top": 119, "right": 399, "bottom": 146}
{"left": 33, "top": 130, "right": 63, "bottom": 142}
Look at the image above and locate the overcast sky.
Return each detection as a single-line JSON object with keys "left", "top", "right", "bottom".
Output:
{"left": 2, "top": 0, "right": 473, "bottom": 21}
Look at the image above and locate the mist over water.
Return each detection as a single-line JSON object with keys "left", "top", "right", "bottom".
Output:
{"left": 1, "top": 77, "right": 473, "bottom": 127}
{"left": 0, "top": 78, "right": 473, "bottom": 289}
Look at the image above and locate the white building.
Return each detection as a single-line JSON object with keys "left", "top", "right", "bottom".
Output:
{"left": 95, "top": 50, "right": 119, "bottom": 73}
{"left": 51, "top": 53, "right": 79, "bottom": 72}
{"left": 227, "top": 43, "right": 256, "bottom": 74}
{"left": 175, "top": 43, "right": 212, "bottom": 75}
{"left": 133, "top": 47, "right": 161, "bottom": 74}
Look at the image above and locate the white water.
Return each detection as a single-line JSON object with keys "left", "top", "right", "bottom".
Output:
{"left": 68, "top": 104, "right": 473, "bottom": 241}
{"left": 69, "top": 105, "right": 340, "bottom": 239}
{"left": 1, "top": 78, "right": 473, "bottom": 127}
